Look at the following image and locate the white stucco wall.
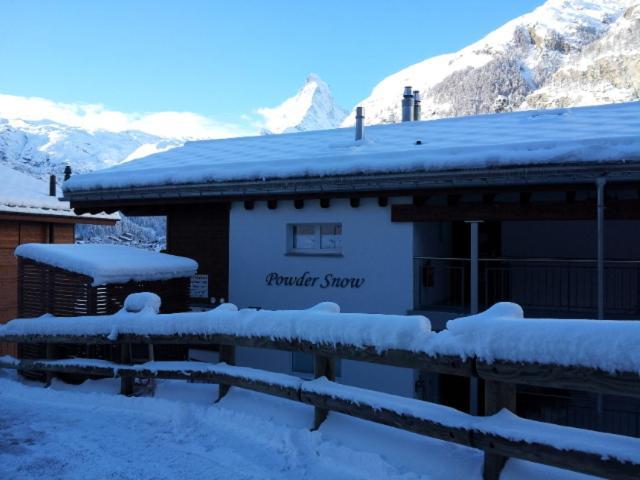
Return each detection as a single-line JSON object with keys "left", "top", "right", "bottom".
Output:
{"left": 229, "top": 197, "right": 414, "bottom": 314}
{"left": 227, "top": 197, "right": 418, "bottom": 397}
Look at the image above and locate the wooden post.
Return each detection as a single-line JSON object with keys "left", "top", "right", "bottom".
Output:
{"left": 483, "top": 380, "right": 517, "bottom": 480}
{"left": 45, "top": 343, "right": 57, "bottom": 386}
{"left": 216, "top": 344, "right": 236, "bottom": 401}
{"left": 120, "top": 343, "right": 134, "bottom": 396}
{"left": 312, "top": 354, "right": 336, "bottom": 430}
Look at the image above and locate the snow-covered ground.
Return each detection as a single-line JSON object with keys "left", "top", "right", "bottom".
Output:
{"left": 0, "top": 370, "right": 597, "bottom": 480}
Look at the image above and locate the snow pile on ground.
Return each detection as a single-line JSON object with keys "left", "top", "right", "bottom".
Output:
{"left": 433, "top": 302, "right": 640, "bottom": 373}
{"left": 0, "top": 372, "right": 600, "bottom": 480}
{"left": 14, "top": 243, "right": 198, "bottom": 285}
{"left": 64, "top": 101, "right": 640, "bottom": 193}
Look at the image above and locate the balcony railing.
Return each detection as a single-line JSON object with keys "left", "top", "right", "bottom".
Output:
{"left": 414, "top": 257, "right": 640, "bottom": 317}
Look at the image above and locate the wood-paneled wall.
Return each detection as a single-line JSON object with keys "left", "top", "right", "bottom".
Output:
{"left": 0, "top": 220, "right": 74, "bottom": 356}
{"left": 166, "top": 204, "right": 229, "bottom": 302}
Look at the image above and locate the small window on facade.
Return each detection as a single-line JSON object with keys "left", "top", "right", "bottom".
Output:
{"left": 288, "top": 223, "right": 342, "bottom": 255}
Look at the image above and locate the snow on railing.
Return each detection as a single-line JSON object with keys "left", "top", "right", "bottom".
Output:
{"left": 2, "top": 298, "right": 640, "bottom": 479}
{"left": 2, "top": 301, "right": 640, "bottom": 374}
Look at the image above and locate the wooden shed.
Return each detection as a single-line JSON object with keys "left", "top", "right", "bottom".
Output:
{"left": 14, "top": 243, "right": 198, "bottom": 364}
{"left": 0, "top": 166, "right": 116, "bottom": 356}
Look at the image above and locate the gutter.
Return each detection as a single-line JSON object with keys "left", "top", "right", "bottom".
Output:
{"left": 64, "top": 161, "right": 640, "bottom": 204}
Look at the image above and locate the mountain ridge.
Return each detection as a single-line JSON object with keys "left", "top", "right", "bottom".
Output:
{"left": 343, "top": 0, "right": 639, "bottom": 126}
{"left": 258, "top": 74, "right": 348, "bottom": 134}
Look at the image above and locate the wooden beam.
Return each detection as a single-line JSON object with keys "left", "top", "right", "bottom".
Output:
{"left": 483, "top": 193, "right": 496, "bottom": 204}
{"left": 320, "top": 198, "right": 330, "bottom": 209}
{"left": 217, "top": 345, "right": 236, "bottom": 401}
{"left": 482, "top": 381, "right": 517, "bottom": 480}
{"left": 294, "top": 199, "right": 304, "bottom": 209}
{"left": 312, "top": 354, "right": 336, "bottom": 429}
{"left": 474, "top": 433, "right": 640, "bottom": 480}
{"left": 300, "top": 390, "right": 472, "bottom": 446}
{"left": 447, "top": 194, "right": 461, "bottom": 206}
{"left": 243, "top": 200, "right": 254, "bottom": 210}
{"left": 119, "top": 343, "right": 134, "bottom": 396}
{"left": 0, "top": 212, "right": 116, "bottom": 225}
{"left": 349, "top": 197, "right": 360, "bottom": 208}
{"left": 267, "top": 199, "right": 278, "bottom": 210}
{"left": 0, "top": 333, "right": 474, "bottom": 377}
{"left": 477, "top": 360, "right": 640, "bottom": 398}
{"left": 413, "top": 195, "right": 428, "bottom": 207}
{"left": 378, "top": 196, "right": 388, "bottom": 207}
{"left": 392, "top": 200, "right": 640, "bottom": 222}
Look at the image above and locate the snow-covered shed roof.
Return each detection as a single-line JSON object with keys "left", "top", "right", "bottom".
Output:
{"left": 1, "top": 165, "right": 116, "bottom": 221}
{"left": 14, "top": 243, "right": 198, "bottom": 286}
{"left": 64, "top": 102, "right": 640, "bottom": 198}
{"left": 1, "top": 165, "right": 80, "bottom": 217}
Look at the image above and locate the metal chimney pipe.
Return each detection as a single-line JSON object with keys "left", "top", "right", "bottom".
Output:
{"left": 355, "top": 106, "right": 365, "bottom": 141}
{"left": 64, "top": 165, "right": 72, "bottom": 181}
{"left": 401, "top": 86, "right": 414, "bottom": 122}
{"left": 413, "top": 90, "right": 421, "bottom": 121}
{"left": 49, "top": 175, "right": 56, "bottom": 197}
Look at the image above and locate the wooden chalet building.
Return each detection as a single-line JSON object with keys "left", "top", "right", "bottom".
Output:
{"left": 0, "top": 166, "right": 116, "bottom": 355}
{"left": 63, "top": 100, "right": 640, "bottom": 430}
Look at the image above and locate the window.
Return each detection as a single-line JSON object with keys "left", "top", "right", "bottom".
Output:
{"left": 288, "top": 223, "right": 342, "bottom": 255}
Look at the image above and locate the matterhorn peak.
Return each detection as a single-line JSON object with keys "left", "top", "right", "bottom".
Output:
{"left": 258, "top": 74, "right": 347, "bottom": 134}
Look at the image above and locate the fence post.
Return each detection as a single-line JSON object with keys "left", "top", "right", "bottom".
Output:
{"left": 120, "top": 343, "right": 134, "bottom": 396}
{"left": 312, "top": 354, "right": 336, "bottom": 430}
{"left": 45, "top": 343, "right": 57, "bottom": 386}
{"left": 217, "top": 344, "right": 236, "bottom": 401}
{"left": 483, "top": 380, "right": 517, "bottom": 480}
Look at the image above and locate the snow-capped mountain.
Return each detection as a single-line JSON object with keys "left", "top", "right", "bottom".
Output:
{"left": 0, "top": 117, "right": 181, "bottom": 180}
{"left": 343, "top": 0, "right": 639, "bottom": 126}
{"left": 258, "top": 74, "right": 347, "bottom": 134}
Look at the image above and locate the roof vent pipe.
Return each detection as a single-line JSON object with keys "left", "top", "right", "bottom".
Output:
{"left": 355, "top": 106, "right": 365, "bottom": 141}
{"left": 49, "top": 175, "right": 56, "bottom": 197}
{"left": 413, "top": 90, "right": 421, "bottom": 121}
{"left": 401, "top": 86, "right": 414, "bottom": 122}
{"left": 64, "top": 165, "right": 72, "bottom": 181}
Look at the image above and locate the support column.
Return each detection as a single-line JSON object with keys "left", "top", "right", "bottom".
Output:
{"left": 466, "top": 220, "right": 483, "bottom": 315}
{"left": 596, "top": 178, "right": 606, "bottom": 320}
{"left": 120, "top": 343, "right": 134, "bottom": 396}
{"left": 312, "top": 354, "right": 336, "bottom": 430}
{"left": 217, "top": 344, "right": 236, "bottom": 401}
{"left": 466, "top": 220, "right": 483, "bottom": 415}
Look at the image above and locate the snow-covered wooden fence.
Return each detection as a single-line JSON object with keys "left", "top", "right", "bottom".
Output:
{"left": 1, "top": 299, "right": 640, "bottom": 480}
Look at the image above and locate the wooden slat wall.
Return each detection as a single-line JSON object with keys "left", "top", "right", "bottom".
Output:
{"left": 0, "top": 221, "right": 73, "bottom": 356}
{"left": 166, "top": 204, "right": 230, "bottom": 302}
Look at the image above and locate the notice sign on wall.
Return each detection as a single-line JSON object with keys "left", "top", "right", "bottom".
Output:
{"left": 265, "top": 271, "right": 365, "bottom": 289}
{"left": 190, "top": 274, "right": 209, "bottom": 298}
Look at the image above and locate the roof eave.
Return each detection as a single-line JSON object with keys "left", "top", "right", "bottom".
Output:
{"left": 64, "top": 160, "right": 640, "bottom": 206}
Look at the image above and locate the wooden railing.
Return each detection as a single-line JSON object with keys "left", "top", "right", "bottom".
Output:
{"left": 1, "top": 330, "right": 640, "bottom": 480}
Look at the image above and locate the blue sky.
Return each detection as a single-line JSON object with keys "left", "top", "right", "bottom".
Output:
{"left": 0, "top": 0, "right": 544, "bottom": 133}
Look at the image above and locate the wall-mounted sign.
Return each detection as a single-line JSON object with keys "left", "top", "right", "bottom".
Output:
{"left": 190, "top": 274, "right": 209, "bottom": 298}
{"left": 265, "top": 271, "right": 365, "bottom": 289}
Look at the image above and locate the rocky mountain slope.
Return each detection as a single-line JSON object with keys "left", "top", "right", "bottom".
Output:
{"left": 0, "top": 117, "right": 180, "bottom": 181}
{"left": 343, "top": 0, "right": 639, "bottom": 126}
{"left": 258, "top": 74, "right": 347, "bottom": 134}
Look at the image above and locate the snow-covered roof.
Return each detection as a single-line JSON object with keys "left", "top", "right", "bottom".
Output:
{"left": 64, "top": 102, "right": 640, "bottom": 195}
{"left": 1, "top": 165, "right": 79, "bottom": 217}
{"left": 0, "top": 164, "right": 116, "bottom": 220}
{"left": 14, "top": 243, "right": 198, "bottom": 285}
